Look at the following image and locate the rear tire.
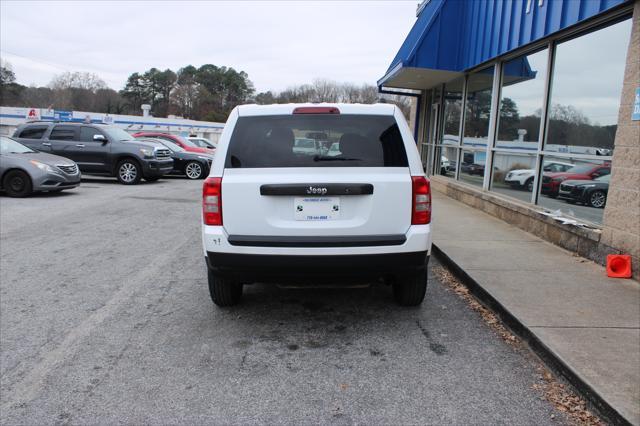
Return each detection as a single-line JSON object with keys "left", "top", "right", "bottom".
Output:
{"left": 208, "top": 268, "right": 243, "bottom": 306}
{"left": 3, "top": 170, "right": 33, "bottom": 197}
{"left": 392, "top": 268, "right": 428, "bottom": 306}
{"left": 184, "top": 161, "right": 204, "bottom": 180}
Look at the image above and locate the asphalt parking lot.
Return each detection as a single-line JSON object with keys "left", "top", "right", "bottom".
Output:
{"left": 1, "top": 177, "right": 569, "bottom": 424}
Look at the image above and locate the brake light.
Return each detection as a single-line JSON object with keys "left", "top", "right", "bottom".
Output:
{"left": 203, "top": 177, "right": 222, "bottom": 225}
{"left": 411, "top": 176, "right": 431, "bottom": 225}
{"left": 292, "top": 106, "right": 340, "bottom": 114}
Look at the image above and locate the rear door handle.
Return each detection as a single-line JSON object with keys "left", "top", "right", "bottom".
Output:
{"left": 42, "top": 142, "right": 51, "bottom": 146}
{"left": 76, "top": 144, "right": 85, "bottom": 148}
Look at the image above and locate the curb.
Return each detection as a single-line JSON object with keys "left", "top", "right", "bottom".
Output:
{"left": 431, "top": 244, "right": 633, "bottom": 426}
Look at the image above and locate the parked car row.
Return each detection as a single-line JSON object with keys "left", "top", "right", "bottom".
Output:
{"left": 505, "top": 161, "right": 611, "bottom": 209}
{"left": 0, "top": 121, "right": 216, "bottom": 197}
{"left": 433, "top": 155, "right": 611, "bottom": 210}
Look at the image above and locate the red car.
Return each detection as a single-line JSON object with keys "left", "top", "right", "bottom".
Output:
{"left": 133, "top": 132, "right": 213, "bottom": 154}
{"left": 541, "top": 163, "right": 610, "bottom": 197}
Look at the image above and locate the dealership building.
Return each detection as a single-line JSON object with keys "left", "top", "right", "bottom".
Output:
{"left": 380, "top": 0, "right": 639, "bottom": 275}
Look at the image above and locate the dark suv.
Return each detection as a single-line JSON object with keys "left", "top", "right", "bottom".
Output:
{"left": 13, "top": 122, "right": 173, "bottom": 184}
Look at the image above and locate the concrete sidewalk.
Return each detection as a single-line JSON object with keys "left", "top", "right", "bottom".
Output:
{"left": 431, "top": 191, "right": 640, "bottom": 425}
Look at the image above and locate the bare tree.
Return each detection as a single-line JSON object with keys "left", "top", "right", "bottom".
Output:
{"left": 312, "top": 79, "right": 340, "bottom": 102}
{"left": 358, "top": 84, "right": 380, "bottom": 103}
{"left": 49, "top": 71, "right": 107, "bottom": 92}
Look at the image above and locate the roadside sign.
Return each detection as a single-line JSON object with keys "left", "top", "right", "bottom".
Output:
{"left": 25, "top": 108, "right": 41, "bottom": 121}
{"left": 632, "top": 88, "right": 640, "bottom": 121}
{"left": 54, "top": 110, "right": 72, "bottom": 121}
{"left": 102, "top": 114, "right": 114, "bottom": 125}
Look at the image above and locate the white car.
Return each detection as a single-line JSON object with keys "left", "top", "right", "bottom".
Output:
{"left": 440, "top": 156, "right": 450, "bottom": 174}
{"left": 201, "top": 103, "right": 432, "bottom": 306}
{"left": 505, "top": 161, "right": 574, "bottom": 191}
{"left": 292, "top": 138, "right": 321, "bottom": 156}
{"left": 188, "top": 137, "right": 216, "bottom": 150}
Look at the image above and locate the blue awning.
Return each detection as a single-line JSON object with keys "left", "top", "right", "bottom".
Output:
{"left": 379, "top": 0, "right": 628, "bottom": 91}
{"left": 378, "top": 0, "right": 464, "bottom": 90}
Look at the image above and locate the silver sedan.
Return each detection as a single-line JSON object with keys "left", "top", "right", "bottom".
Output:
{"left": 0, "top": 136, "right": 81, "bottom": 197}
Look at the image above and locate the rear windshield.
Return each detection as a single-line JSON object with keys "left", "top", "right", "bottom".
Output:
{"left": 225, "top": 115, "right": 409, "bottom": 168}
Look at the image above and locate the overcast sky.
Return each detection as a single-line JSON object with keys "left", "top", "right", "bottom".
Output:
{"left": 0, "top": 0, "right": 418, "bottom": 93}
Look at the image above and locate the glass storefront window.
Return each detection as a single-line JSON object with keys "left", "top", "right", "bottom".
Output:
{"left": 496, "top": 49, "right": 548, "bottom": 149}
{"left": 490, "top": 152, "right": 536, "bottom": 202}
{"left": 538, "top": 155, "right": 611, "bottom": 224}
{"left": 545, "top": 19, "right": 632, "bottom": 154}
{"left": 442, "top": 78, "right": 464, "bottom": 146}
{"left": 463, "top": 66, "right": 494, "bottom": 149}
{"left": 458, "top": 149, "right": 486, "bottom": 187}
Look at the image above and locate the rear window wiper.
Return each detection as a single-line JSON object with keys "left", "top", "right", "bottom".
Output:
{"left": 313, "top": 155, "right": 360, "bottom": 162}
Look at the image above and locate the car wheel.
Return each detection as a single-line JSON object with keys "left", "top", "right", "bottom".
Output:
{"left": 3, "top": 170, "right": 33, "bottom": 197}
{"left": 116, "top": 159, "right": 142, "bottom": 185}
{"left": 392, "top": 268, "right": 428, "bottom": 306}
{"left": 208, "top": 268, "right": 243, "bottom": 306}
{"left": 184, "top": 161, "right": 204, "bottom": 180}
{"left": 525, "top": 178, "right": 534, "bottom": 192}
{"left": 588, "top": 190, "right": 607, "bottom": 208}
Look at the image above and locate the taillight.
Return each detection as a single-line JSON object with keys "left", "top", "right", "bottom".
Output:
{"left": 411, "top": 176, "right": 431, "bottom": 225}
{"left": 292, "top": 106, "right": 340, "bottom": 114}
{"left": 203, "top": 177, "right": 222, "bottom": 225}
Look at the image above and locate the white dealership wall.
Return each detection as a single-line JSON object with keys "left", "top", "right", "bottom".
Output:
{"left": 0, "top": 106, "right": 225, "bottom": 143}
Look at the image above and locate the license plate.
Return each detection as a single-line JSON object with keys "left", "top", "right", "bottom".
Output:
{"left": 294, "top": 197, "right": 340, "bottom": 221}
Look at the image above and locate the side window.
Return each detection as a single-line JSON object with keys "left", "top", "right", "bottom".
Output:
{"left": 18, "top": 126, "right": 48, "bottom": 139}
{"left": 49, "top": 126, "right": 77, "bottom": 141}
{"left": 79, "top": 127, "right": 104, "bottom": 142}
{"left": 596, "top": 167, "right": 610, "bottom": 176}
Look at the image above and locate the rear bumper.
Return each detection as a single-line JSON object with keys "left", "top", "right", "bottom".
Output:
{"left": 206, "top": 251, "right": 429, "bottom": 282}
{"left": 202, "top": 224, "right": 431, "bottom": 256}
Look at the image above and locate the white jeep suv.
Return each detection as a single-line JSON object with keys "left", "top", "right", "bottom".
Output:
{"left": 505, "top": 160, "right": 574, "bottom": 191}
{"left": 201, "top": 104, "right": 432, "bottom": 306}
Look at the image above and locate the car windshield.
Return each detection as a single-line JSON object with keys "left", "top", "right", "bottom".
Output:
{"left": 566, "top": 164, "right": 595, "bottom": 174}
{"left": 595, "top": 174, "right": 610, "bottom": 182}
{"left": 1, "top": 136, "right": 35, "bottom": 154}
{"left": 157, "top": 139, "right": 185, "bottom": 152}
{"left": 103, "top": 127, "right": 136, "bottom": 141}
{"left": 295, "top": 139, "right": 315, "bottom": 149}
{"left": 174, "top": 135, "right": 198, "bottom": 148}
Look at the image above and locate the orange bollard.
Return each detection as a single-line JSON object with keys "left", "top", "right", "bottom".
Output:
{"left": 606, "top": 254, "right": 632, "bottom": 278}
